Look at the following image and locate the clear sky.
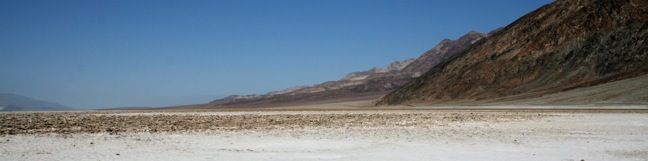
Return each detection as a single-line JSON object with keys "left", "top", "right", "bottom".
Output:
{"left": 0, "top": 0, "right": 552, "bottom": 108}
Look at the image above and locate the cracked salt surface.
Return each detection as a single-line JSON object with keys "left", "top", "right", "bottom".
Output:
{"left": 1, "top": 112, "right": 647, "bottom": 161}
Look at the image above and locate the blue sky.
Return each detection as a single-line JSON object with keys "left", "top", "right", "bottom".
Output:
{"left": 0, "top": 0, "right": 552, "bottom": 108}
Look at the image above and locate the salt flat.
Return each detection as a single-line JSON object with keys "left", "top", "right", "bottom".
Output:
{"left": 1, "top": 110, "right": 647, "bottom": 161}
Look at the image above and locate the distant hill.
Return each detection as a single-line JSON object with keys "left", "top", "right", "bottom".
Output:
{"left": 377, "top": 0, "right": 648, "bottom": 105}
{"left": 0, "top": 93, "right": 69, "bottom": 111}
{"left": 198, "top": 31, "right": 487, "bottom": 108}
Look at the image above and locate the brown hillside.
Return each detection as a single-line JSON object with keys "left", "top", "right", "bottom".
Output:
{"left": 378, "top": 0, "right": 648, "bottom": 105}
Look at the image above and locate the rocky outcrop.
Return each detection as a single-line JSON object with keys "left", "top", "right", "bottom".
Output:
{"left": 377, "top": 0, "right": 648, "bottom": 105}
{"left": 206, "top": 31, "right": 487, "bottom": 108}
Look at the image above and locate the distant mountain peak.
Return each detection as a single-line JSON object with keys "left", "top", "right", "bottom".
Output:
{"left": 0, "top": 93, "right": 68, "bottom": 111}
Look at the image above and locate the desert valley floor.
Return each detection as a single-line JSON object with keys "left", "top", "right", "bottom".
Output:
{"left": 1, "top": 105, "right": 648, "bottom": 161}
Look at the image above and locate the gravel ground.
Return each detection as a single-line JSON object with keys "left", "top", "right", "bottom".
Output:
{"left": 1, "top": 110, "right": 647, "bottom": 161}
{"left": 0, "top": 111, "right": 547, "bottom": 135}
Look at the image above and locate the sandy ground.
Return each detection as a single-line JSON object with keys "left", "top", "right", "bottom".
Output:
{"left": 1, "top": 110, "right": 648, "bottom": 161}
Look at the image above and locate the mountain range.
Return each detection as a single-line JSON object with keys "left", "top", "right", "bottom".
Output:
{"left": 377, "top": 0, "right": 648, "bottom": 105}
{"left": 0, "top": 93, "right": 69, "bottom": 111}
{"left": 197, "top": 31, "right": 488, "bottom": 108}
{"left": 185, "top": 0, "right": 647, "bottom": 109}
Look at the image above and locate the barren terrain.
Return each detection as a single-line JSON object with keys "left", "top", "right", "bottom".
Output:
{"left": 1, "top": 108, "right": 648, "bottom": 161}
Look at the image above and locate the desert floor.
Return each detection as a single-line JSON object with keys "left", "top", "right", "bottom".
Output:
{"left": 1, "top": 107, "right": 648, "bottom": 161}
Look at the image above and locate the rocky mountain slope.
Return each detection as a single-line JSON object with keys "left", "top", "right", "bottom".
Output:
{"left": 0, "top": 93, "right": 68, "bottom": 111}
{"left": 204, "top": 31, "right": 487, "bottom": 108}
{"left": 378, "top": 0, "right": 648, "bottom": 105}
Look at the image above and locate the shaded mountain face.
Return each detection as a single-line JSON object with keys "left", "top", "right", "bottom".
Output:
{"left": 378, "top": 0, "right": 648, "bottom": 105}
{"left": 0, "top": 93, "right": 68, "bottom": 111}
{"left": 206, "top": 31, "right": 487, "bottom": 108}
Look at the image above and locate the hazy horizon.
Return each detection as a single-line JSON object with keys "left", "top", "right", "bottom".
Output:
{"left": 1, "top": 0, "right": 552, "bottom": 108}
